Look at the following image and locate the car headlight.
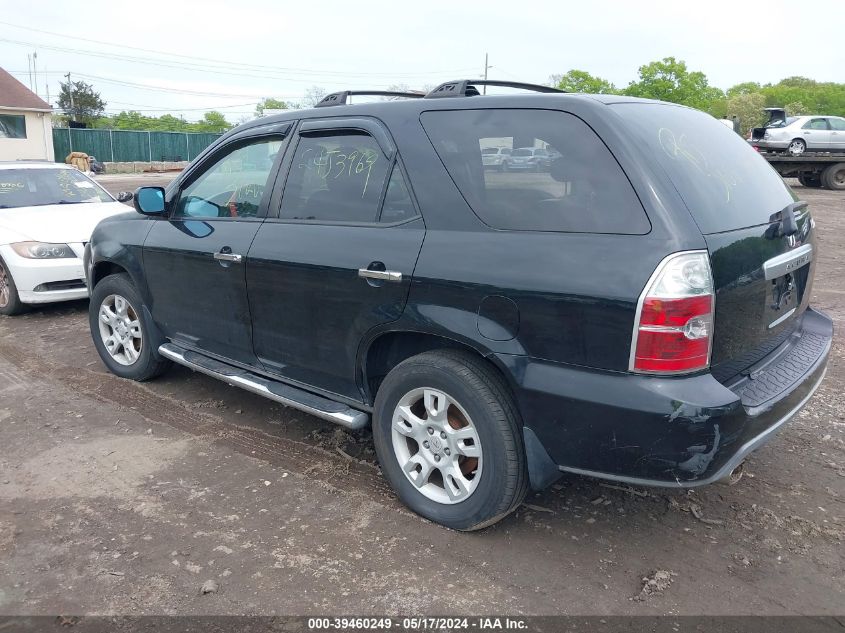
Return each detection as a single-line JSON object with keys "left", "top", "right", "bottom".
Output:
{"left": 10, "top": 242, "right": 76, "bottom": 259}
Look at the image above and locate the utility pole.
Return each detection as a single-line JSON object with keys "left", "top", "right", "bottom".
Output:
{"left": 65, "top": 72, "right": 75, "bottom": 120}
{"left": 482, "top": 53, "right": 492, "bottom": 95}
{"left": 33, "top": 51, "right": 38, "bottom": 98}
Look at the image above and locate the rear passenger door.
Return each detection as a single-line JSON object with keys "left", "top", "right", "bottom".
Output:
{"left": 246, "top": 118, "right": 425, "bottom": 401}
{"left": 801, "top": 118, "right": 832, "bottom": 149}
{"left": 828, "top": 117, "right": 845, "bottom": 151}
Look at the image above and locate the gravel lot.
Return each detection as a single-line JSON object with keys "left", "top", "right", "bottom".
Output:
{"left": 0, "top": 177, "right": 842, "bottom": 616}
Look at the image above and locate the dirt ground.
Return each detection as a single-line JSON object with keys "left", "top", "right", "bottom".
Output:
{"left": 0, "top": 177, "right": 842, "bottom": 616}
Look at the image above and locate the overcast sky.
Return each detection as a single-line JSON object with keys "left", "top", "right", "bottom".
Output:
{"left": 2, "top": 0, "right": 843, "bottom": 122}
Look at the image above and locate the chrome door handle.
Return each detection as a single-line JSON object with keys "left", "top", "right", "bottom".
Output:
{"left": 214, "top": 252, "right": 243, "bottom": 263}
{"left": 358, "top": 268, "right": 402, "bottom": 282}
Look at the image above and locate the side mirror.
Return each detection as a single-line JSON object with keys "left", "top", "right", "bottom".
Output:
{"left": 116, "top": 191, "right": 133, "bottom": 203}
{"left": 133, "top": 186, "right": 166, "bottom": 216}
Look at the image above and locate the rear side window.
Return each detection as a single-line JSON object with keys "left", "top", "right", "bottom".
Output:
{"left": 279, "top": 132, "right": 390, "bottom": 223}
{"left": 613, "top": 103, "right": 796, "bottom": 234}
{"left": 421, "top": 109, "right": 649, "bottom": 234}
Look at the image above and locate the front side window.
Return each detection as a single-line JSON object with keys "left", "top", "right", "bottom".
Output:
{"left": 421, "top": 109, "right": 649, "bottom": 233}
{"left": 279, "top": 132, "right": 390, "bottom": 223}
{"left": 0, "top": 114, "right": 26, "bottom": 139}
{"left": 828, "top": 118, "right": 845, "bottom": 131}
{"left": 174, "top": 137, "right": 283, "bottom": 219}
{"left": 803, "top": 118, "right": 830, "bottom": 130}
{"left": 0, "top": 168, "right": 112, "bottom": 209}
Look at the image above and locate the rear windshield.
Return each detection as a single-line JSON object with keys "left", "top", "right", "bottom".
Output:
{"left": 612, "top": 103, "right": 795, "bottom": 234}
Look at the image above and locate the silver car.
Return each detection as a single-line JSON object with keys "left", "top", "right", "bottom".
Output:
{"left": 481, "top": 147, "right": 512, "bottom": 170}
{"left": 754, "top": 115, "right": 845, "bottom": 155}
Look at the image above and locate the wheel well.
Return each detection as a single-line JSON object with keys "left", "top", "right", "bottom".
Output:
{"left": 362, "top": 331, "right": 515, "bottom": 405}
{"left": 92, "top": 261, "right": 129, "bottom": 288}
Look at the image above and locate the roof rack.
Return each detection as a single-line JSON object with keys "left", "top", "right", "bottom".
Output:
{"left": 425, "top": 79, "right": 565, "bottom": 99}
{"left": 315, "top": 90, "right": 426, "bottom": 108}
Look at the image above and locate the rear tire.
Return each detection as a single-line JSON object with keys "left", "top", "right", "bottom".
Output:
{"left": 372, "top": 350, "right": 528, "bottom": 531}
{"left": 0, "top": 256, "right": 27, "bottom": 316}
{"left": 821, "top": 163, "right": 845, "bottom": 190}
{"left": 89, "top": 273, "right": 171, "bottom": 381}
{"left": 787, "top": 138, "right": 806, "bottom": 156}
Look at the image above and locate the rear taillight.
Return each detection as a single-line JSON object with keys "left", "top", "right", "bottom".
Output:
{"left": 630, "top": 251, "right": 714, "bottom": 375}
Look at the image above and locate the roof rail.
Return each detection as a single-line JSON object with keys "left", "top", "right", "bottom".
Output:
{"left": 315, "top": 90, "right": 426, "bottom": 108}
{"left": 425, "top": 79, "right": 565, "bottom": 99}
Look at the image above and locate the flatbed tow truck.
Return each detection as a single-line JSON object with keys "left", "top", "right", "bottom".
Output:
{"left": 754, "top": 149, "right": 845, "bottom": 190}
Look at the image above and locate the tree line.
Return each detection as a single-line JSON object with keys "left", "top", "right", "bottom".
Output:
{"left": 56, "top": 64, "right": 845, "bottom": 136}
{"left": 552, "top": 58, "right": 845, "bottom": 134}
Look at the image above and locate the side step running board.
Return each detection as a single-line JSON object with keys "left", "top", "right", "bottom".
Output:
{"left": 158, "top": 343, "right": 370, "bottom": 430}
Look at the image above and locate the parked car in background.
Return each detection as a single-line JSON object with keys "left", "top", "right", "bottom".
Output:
{"left": 85, "top": 81, "right": 831, "bottom": 531}
{"left": 0, "top": 162, "right": 129, "bottom": 315}
{"left": 751, "top": 111, "right": 845, "bottom": 155}
{"left": 508, "top": 147, "right": 550, "bottom": 170}
{"left": 481, "top": 146, "right": 512, "bottom": 170}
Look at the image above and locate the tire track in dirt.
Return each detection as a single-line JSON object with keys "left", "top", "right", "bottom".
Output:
{"left": 0, "top": 337, "right": 401, "bottom": 508}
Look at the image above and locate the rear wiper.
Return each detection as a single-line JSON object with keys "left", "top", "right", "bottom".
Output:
{"left": 767, "top": 201, "right": 807, "bottom": 238}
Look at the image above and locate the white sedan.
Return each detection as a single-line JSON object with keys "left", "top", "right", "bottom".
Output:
{"left": 0, "top": 162, "right": 130, "bottom": 315}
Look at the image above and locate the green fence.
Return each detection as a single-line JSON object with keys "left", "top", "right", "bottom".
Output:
{"left": 52, "top": 128, "right": 222, "bottom": 163}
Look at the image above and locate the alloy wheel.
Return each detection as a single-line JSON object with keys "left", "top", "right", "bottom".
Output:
{"left": 97, "top": 294, "right": 143, "bottom": 366}
{"left": 0, "top": 262, "right": 9, "bottom": 309}
{"left": 788, "top": 140, "right": 806, "bottom": 156}
{"left": 391, "top": 387, "right": 483, "bottom": 504}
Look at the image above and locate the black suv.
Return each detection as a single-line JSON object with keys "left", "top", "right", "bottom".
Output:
{"left": 85, "top": 80, "right": 832, "bottom": 531}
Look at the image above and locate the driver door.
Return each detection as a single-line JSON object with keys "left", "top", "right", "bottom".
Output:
{"left": 143, "top": 129, "right": 289, "bottom": 365}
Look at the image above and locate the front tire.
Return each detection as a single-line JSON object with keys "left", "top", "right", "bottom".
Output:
{"left": 787, "top": 138, "right": 806, "bottom": 156}
{"left": 89, "top": 273, "right": 170, "bottom": 381}
{"left": 0, "top": 256, "right": 27, "bottom": 316}
{"left": 373, "top": 350, "right": 528, "bottom": 531}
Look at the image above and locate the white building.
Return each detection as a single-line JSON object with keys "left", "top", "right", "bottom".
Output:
{"left": 0, "top": 67, "right": 54, "bottom": 162}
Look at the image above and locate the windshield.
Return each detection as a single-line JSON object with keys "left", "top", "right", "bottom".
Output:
{"left": 512, "top": 149, "right": 533, "bottom": 157}
{"left": 613, "top": 103, "right": 795, "bottom": 234}
{"left": 0, "top": 168, "right": 113, "bottom": 209}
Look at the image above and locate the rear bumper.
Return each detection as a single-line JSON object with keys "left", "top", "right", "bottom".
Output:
{"left": 752, "top": 139, "right": 790, "bottom": 151}
{"left": 500, "top": 307, "right": 833, "bottom": 487}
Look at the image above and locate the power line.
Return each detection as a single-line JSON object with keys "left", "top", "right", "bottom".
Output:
{"left": 0, "top": 22, "right": 478, "bottom": 78}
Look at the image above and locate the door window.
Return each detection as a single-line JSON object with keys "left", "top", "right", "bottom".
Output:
{"left": 174, "top": 137, "right": 283, "bottom": 219}
{"left": 802, "top": 118, "right": 830, "bottom": 130}
{"left": 828, "top": 118, "right": 845, "bottom": 131}
{"left": 279, "top": 132, "right": 390, "bottom": 223}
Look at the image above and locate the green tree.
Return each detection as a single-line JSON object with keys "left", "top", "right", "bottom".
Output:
{"left": 550, "top": 70, "right": 617, "bottom": 94}
{"left": 624, "top": 57, "right": 724, "bottom": 113}
{"left": 784, "top": 101, "right": 809, "bottom": 116}
{"left": 255, "top": 98, "right": 291, "bottom": 117}
{"left": 195, "top": 111, "right": 231, "bottom": 133}
{"left": 58, "top": 79, "right": 106, "bottom": 125}
{"left": 726, "top": 92, "right": 766, "bottom": 135}
{"left": 726, "top": 82, "right": 762, "bottom": 97}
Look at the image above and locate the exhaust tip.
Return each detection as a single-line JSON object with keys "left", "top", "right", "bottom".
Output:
{"left": 718, "top": 462, "right": 745, "bottom": 486}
